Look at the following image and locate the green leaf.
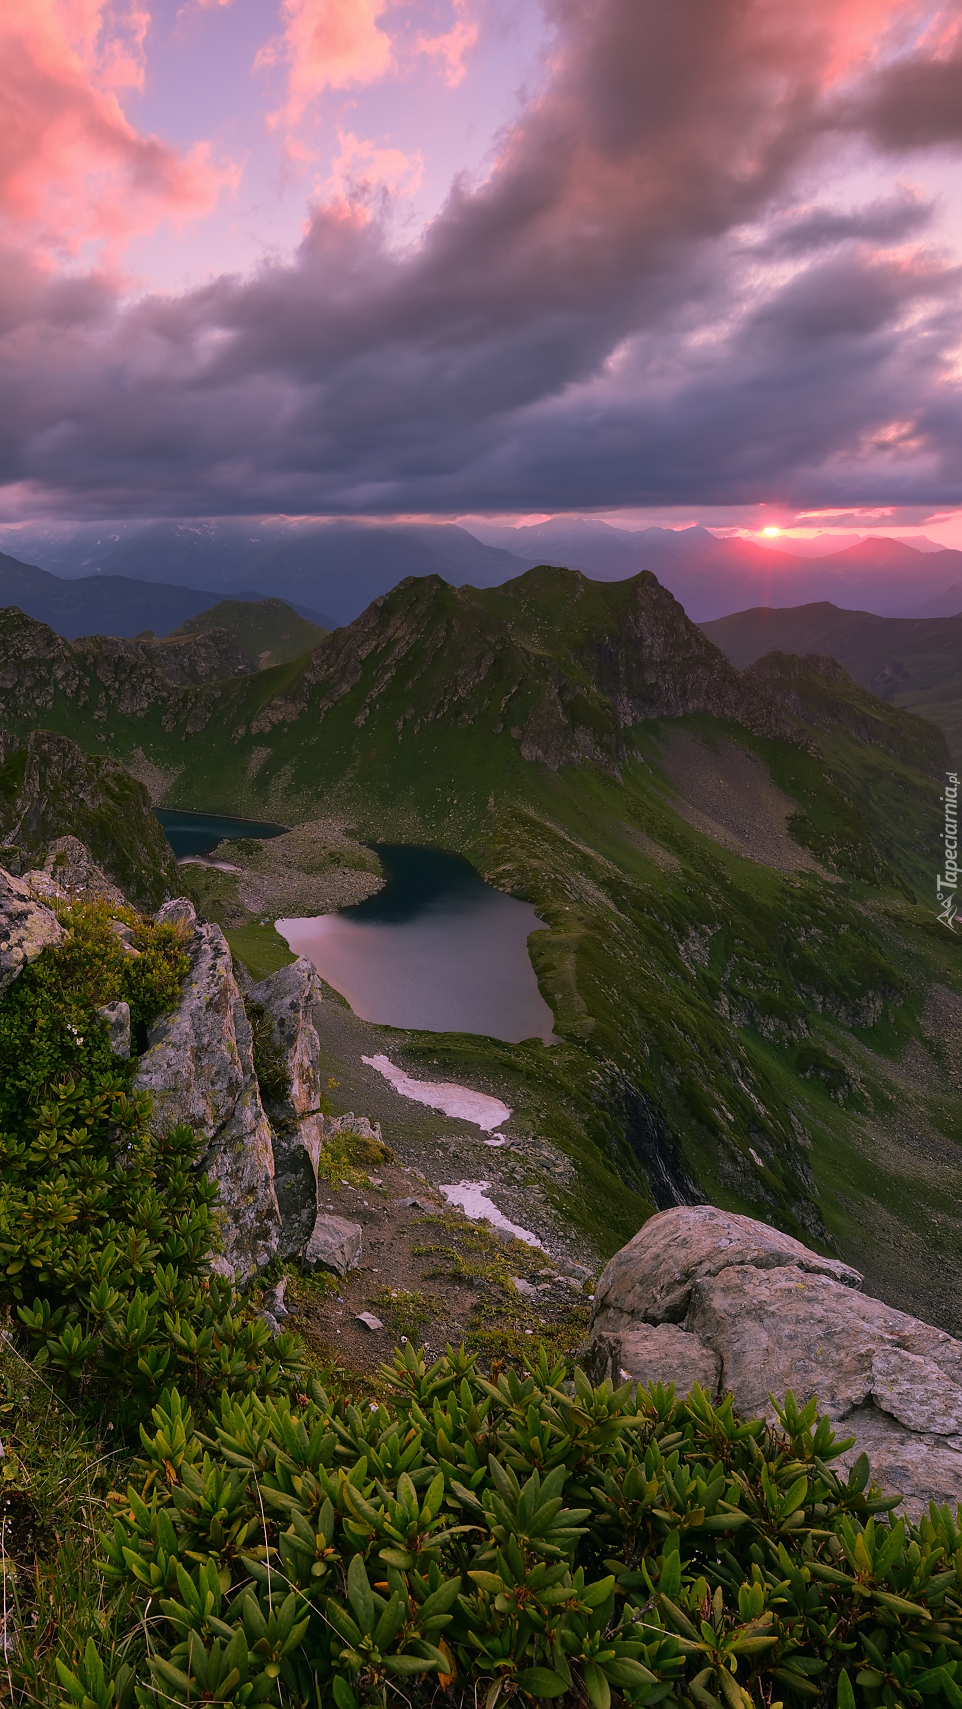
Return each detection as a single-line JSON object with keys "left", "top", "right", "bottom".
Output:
{"left": 347, "top": 1552, "right": 374, "bottom": 1634}
{"left": 837, "top": 1669, "right": 856, "bottom": 1709}
{"left": 601, "top": 1658, "right": 657, "bottom": 1688}
{"left": 332, "top": 1678, "right": 359, "bottom": 1709}
{"left": 468, "top": 1571, "right": 504, "bottom": 1594}
{"left": 514, "top": 1668, "right": 569, "bottom": 1698}
{"left": 583, "top": 1661, "right": 612, "bottom": 1709}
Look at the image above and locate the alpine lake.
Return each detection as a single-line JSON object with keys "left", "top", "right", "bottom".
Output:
{"left": 155, "top": 812, "right": 554, "bottom": 1044}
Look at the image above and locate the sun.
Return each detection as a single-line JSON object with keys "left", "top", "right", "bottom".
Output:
{"left": 762, "top": 526, "right": 781, "bottom": 536}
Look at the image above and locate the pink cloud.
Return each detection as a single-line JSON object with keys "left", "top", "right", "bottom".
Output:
{"left": 257, "top": 0, "right": 394, "bottom": 129}
{"left": 416, "top": 0, "right": 478, "bottom": 89}
{"left": 0, "top": 0, "right": 238, "bottom": 264}
{"left": 322, "top": 129, "right": 424, "bottom": 210}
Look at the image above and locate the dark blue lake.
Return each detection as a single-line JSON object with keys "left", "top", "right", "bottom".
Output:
{"left": 155, "top": 809, "right": 286, "bottom": 860}
{"left": 278, "top": 843, "right": 555, "bottom": 1043}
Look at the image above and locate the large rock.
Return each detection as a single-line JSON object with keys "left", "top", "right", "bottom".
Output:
{"left": 250, "top": 958, "right": 328, "bottom": 1259}
{"left": 0, "top": 867, "right": 62, "bottom": 997}
{"left": 133, "top": 900, "right": 280, "bottom": 1281}
{"left": 249, "top": 959, "right": 386, "bottom": 1261}
{"left": 585, "top": 1205, "right": 962, "bottom": 1517}
{"left": 305, "top": 1213, "right": 362, "bottom": 1277}
{"left": 591, "top": 1203, "right": 861, "bottom": 1332}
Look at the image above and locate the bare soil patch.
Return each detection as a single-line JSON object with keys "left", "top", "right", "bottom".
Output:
{"left": 657, "top": 730, "right": 823, "bottom": 873}
{"left": 269, "top": 1144, "right": 592, "bottom": 1383}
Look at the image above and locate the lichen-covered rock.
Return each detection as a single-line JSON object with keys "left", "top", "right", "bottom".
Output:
{"left": 133, "top": 900, "right": 280, "bottom": 1280}
{"left": 305, "top": 1213, "right": 362, "bottom": 1276}
{"left": 96, "top": 999, "right": 131, "bottom": 1058}
{"left": 0, "top": 866, "right": 62, "bottom": 997}
{"left": 588, "top": 1205, "right": 962, "bottom": 1517}
{"left": 24, "top": 836, "right": 125, "bottom": 907}
{"left": 250, "top": 958, "right": 328, "bottom": 1259}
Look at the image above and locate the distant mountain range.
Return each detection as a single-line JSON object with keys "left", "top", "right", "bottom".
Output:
{"left": 0, "top": 520, "right": 540, "bottom": 627}
{"left": 469, "top": 519, "right": 962, "bottom": 621}
{"left": 3, "top": 515, "right": 962, "bottom": 631}
{"left": 0, "top": 551, "right": 333, "bottom": 640}
{"left": 702, "top": 600, "right": 962, "bottom": 759}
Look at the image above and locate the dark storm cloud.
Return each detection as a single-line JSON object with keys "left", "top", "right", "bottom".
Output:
{"left": 2, "top": 0, "right": 962, "bottom": 517}
{"left": 860, "top": 54, "right": 962, "bottom": 150}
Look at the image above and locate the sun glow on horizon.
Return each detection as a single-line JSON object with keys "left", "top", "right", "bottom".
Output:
{"left": 762, "top": 526, "right": 781, "bottom": 536}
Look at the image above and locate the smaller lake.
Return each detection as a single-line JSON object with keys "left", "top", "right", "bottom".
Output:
{"left": 278, "top": 844, "right": 555, "bottom": 1044}
{"left": 156, "top": 809, "right": 286, "bottom": 861}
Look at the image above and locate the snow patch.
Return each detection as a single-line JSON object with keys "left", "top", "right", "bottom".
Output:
{"left": 439, "top": 1180, "right": 542, "bottom": 1248}
{"left": 361, "top": 1055, "right": 511, "bottom": 1131}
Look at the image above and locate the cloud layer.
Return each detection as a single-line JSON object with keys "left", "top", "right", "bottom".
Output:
{"left": 2, "top": 0, "right": 962, "bottom": 517}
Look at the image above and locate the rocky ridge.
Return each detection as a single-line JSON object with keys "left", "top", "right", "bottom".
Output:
{"left": 0, "top": 728, "right": 176, "bottom": 908}
{"left": 238, "top": 570, "right": 811, "bottom": 772}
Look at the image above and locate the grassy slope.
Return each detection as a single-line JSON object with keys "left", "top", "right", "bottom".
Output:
{"left": 703, "top": 603, "right": 962, "bottom": 759}
{"left": 4, "top": 570, "right": 962, "bottom": 1323}
{"left": 164, "top": 597, "right": 329, "bottom": 667}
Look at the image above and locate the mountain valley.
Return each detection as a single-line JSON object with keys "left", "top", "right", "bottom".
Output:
{"left": 1, "top": 564, "right": 960, "bottom": 1337}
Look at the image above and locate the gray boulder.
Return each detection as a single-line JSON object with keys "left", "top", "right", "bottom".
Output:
{"left": 0, "top": 867, "right": 62, "bottom": 997}
{"left": 97, "top": 999, "right": 131, "bottom": 1059}
{"left": 305, "top": 1213, "right": 362, "bottom": 1276}
{"left": 592, "top": 1203, "right": 860, "bottom": 1332}
{"left": 590, "top": 1322, "right": 721, "bottom": 1397}
{"left": 585, "top": 1205, "right": 962, "bottom": 1518}
{"left": 134, "top": 900, "right": 280, "bottom": 1281}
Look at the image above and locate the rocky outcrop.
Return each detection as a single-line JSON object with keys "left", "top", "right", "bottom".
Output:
{"left": 585, "top": 1205, "right": 962, "bottom": 1517}
{"left": 249, "top": 959, "right": 382, "bottom": 1271}
{"left": 24, "top": 836, "right": 126, "bottom": 907}
{"left": 250, "top": 958, "right": 328, "bottom": 1260}
{"left": 746, "top": 651, "right": 948, "bottom": 777}
{"left": 0, "top": 867, "right": 62, "bottom": 996}
{"left": 133, "top": 899, "right": 280, "bottom": 1281}
{"left": 0, "top": 731, "right": 176, "bottom": 908}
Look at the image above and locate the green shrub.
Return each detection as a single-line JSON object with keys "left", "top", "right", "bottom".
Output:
{"left": 71, "top": 1347, "right": 962, "bottom": 1709}
{"left": 0, "top": 1074, "right": 303, "bottom": 1431}
{"left": 245, "top": 998, "right": 292, "bottom": 1104}
{"left": 0, "top": 900, "right": 189, "bottom": 1127}
{"left": 0, "top": 901, "right": 305, "bottom": 1434}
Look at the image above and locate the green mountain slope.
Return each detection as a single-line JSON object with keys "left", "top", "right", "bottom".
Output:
{"left": 1, "top": 567, "right": 959, "bottom": 1330}
{"left": 164, "top": 597, "right": 329, "bottom": 669}
{"left": 703, "top": 601, "right": 962, "bottom": 759}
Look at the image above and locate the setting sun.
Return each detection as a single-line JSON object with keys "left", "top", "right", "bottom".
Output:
{"left": 763, "top": 526, "right": 781, "bottom": 536}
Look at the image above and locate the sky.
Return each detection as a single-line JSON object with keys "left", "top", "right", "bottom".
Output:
{"left": 3, "top": 0, "right": 962, "bottom": 545}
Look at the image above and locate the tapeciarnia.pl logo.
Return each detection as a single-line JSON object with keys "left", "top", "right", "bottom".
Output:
{"left": 937, "top": 771, "right": 959, "bottom": 931}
